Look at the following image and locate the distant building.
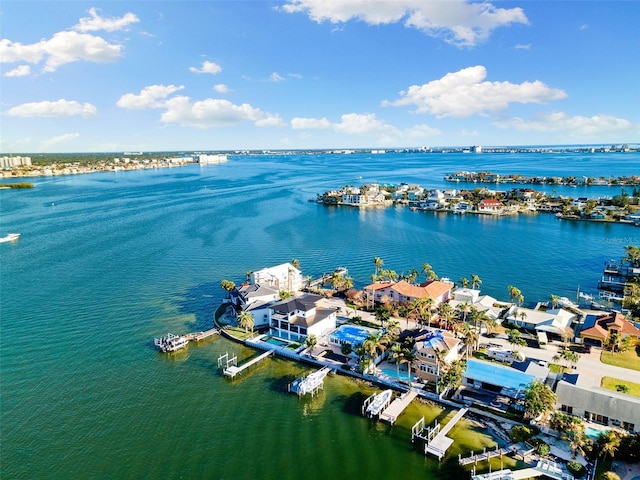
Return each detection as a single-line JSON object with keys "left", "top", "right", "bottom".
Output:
{"left": 580, "top": 311, "right": 640, "bottom": 348}
{"left": 0, "top": 156, "right": 32, "bottom": 168}
{"left": 197, "top": 154, "right": 228, "bottom": 164}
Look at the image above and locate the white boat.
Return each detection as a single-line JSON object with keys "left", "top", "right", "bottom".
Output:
{"left": 154, "top": 332, "right": 189, "bottom": 352}
{"left": 0, "top": 233, "right": 20, "bottom": 243}
{"left": 366, "top": 389, "right": 393, "bottom": 417}
{"left": 334, "top": 266, "right": 348, "bottom": 276}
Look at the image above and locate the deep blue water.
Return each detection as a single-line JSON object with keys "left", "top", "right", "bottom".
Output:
{"left": 1, "top": 151, "right": 638, "bottom": 479}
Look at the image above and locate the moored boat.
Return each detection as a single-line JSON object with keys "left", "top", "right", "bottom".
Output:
{"left": 154, "top": 333, "right": 189, "bottom": 352}
{"left": 366, "top": 389, "right": 393, "bottom": 417}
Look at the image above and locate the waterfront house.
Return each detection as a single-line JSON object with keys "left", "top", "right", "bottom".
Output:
{"left": 233, "top": 283, "right": 280, "bottom": 328}
{"left": 579, "top": 311, "right": 640, "bottom": 348}
{"left": 478, "top": 199, "right": 504, "bottom": 213}
{"left": 364, "top": 280, "right": 453, "bottom": 307}
{"left": 462, "top": 358, "right": 535, "bottom": 400}
{"left": 250, "top": 263, "right": 304, "bottom": 293}
{"left": 506, "top": 307, "right": 576, "bottom": 340}
{"left": 269, "top": 294, "right": 337, "bottom": 342}
{"left": 414, "top": 330, "right": 462, "bottom": 383}
{"left": 452, "top": 287, "right": 480, "bottom": 303}
{"left": 556, "top": 377, "right": 639, "bottom": 433}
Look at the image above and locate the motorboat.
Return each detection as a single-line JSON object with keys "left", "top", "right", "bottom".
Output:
{"left": 0, "top": 233, "right": 20, "bottom": 243}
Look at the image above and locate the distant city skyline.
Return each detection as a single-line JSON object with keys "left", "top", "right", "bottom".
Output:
{"left": 1, "top": 1, "right": 639, "bottom": 153}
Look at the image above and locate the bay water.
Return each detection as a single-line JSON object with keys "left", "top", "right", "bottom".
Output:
{"left": 1, "top": 151, "right": 639, "bottom": 479}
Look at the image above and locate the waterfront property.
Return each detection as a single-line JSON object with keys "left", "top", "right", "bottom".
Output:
{"left": 414, "top": 330, "right": 462, "bottom": 384}
{"left": 506, "top": 306, "right": 575, "bottom": 339}
{"left": 556, "top": 377, "right": 639, "bottom": 432}
{"left": 363, "top": 279, "right": 453, "bottom": 307}
{"left": 232, "top": 283, "right": 280, "bottom": 328}
{"left": 250, "top": 262, "right": 304, "bottom": 293}
{"left": 328, "top": 323, "right": 379, "bottom": 351}
{"left": 269, "top": 294, "right": 337, "bottom": 342}
{"left": 462, "top": 359, "right": 535, "bottom": 399}
{"left": 579, "top": 311, "right": 640, "bottom": 347}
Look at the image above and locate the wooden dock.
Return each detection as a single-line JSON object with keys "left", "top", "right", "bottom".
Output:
{"left": 459, "top": 444, "right": 517, "bottom": 466}
{"left": 185, "top": 328, "right": 220, "bottom": 342}
{"left": 379, "top": 390, "right": 418, "bottom": 424}
{"left": 412, "top": 407, "right": 468, "bottom": 460}
{"left": 223, "top": 349, "right": 275, "bottom": 378}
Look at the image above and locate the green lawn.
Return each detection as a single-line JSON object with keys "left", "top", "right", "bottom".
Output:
{"left": 600, "top": 346, "right": 640, "bottom": 371}
{"left": 601, "top": 376, "right": 640, "bottom": 397}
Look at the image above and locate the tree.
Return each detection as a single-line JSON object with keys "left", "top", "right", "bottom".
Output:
{"left": 374, "top": 305, "right": 391, "bottom": 328}
{"left": 507, "top": 329, "right": 527, "bottom": 350}
{"left": 456, "top": 302, "right": 472, "bottom": 324}
{"left": 385, "top": 319, "right": 401, "bottom": 343}
{"left": 373, "top": 256, "right": 384, "bottom": 276}
{"left": 362, "top": 332, "right": 387, "bottom": 374}
{"left": 438, "top": 359, "right": 466, "bottom": 396}
{"left": 399, "top": 348, "right": 416, "bottom": 381}
{"left": 508, "top": 285, "right": 522, "bottom": 303}
{"left": 220, "top": 279, "right": 236, "bottom": 298}
{"left": 524, "top": 380, "right": 557, "bottom": 419}
{"left": 561, "top": 350, "right": 579, "bottom": 370}
{"left": 438, "top": 303, "right": 455, "bottom": 330}
{"left": 340, "top": 342, "right": 353, "bottom": 356}
{"left": 550, "top": 294, "right": 560, "bottom": 309}
{"left": 470, "top": 274, "right": 482, "bottom": 290}
{"left": 459, "top": 277, "right": 470, "bottom": 288}
{"left": 597, "top": 430, "right": 622, "bottom": 463}
{"left": 279, "top": 290, "right": 293, "bottom": 300}
{"left": 305, "top": 333, "right": 317, "bottom": 351}
{"left": 237, "top": 310, "right": 254, "bottom": 333}
{"left": 599, "top": 472, "right": 621, "bottom": 480}
{"left": 291, "top": 258, "right": 300, "bottom": 269}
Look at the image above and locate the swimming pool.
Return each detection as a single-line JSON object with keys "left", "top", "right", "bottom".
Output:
{"left": 584, "top": 426, "right": 608, "bottom": 439}
{"left": 263, "top": 336, "right": 290, "bottom": 347}
{"left": 381, "top": 367, "right": 412, "bottom": 382}
{"left": 465, "top": 358, "right": 535, "bottom": 391}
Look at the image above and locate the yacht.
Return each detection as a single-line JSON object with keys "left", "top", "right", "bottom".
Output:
{"left": 366, "top": 389, "right": 393, "bottom": 417}
{"left": 0, "top": 233, "right": 20, "bottom": 243}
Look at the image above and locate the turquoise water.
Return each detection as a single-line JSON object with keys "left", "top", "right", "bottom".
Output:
{"left": 264, "top": 336, "right": 290, "bottom": 347}
{"left": 1, "top": 151, "right": 638, "bottom": 478}
{"left": 584, "top": 426, "right": 608, "bottom": 439}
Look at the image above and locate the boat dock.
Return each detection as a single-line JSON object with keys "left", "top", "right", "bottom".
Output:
{"left": 379, "top": 390, "right": 418, "bottom": 424}
{"left": 412, "top": 407, "right": 468, "bottom": 460}
{"left": 471, "top": 460, "right": 575, "bottom": 480}
{"left": 222, "top": 349, "right": 275, "bottom": 378}
{"left": 154, "top": 328, "right": 220, "bottom": 353}
{"left": 289, "top": 367, "right": 332, "bottom": 396}
{"left": 362, "top": 389, "right": 393, "bottom": 418}
{"left": 184, "top": 328, "right": 220, "bottom": 342}
{"left": 459, "top": 444, "right": 517, "bottom": 466}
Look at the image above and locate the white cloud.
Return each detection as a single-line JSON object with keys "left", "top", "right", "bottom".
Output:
{"left": 213, "top": 84, "right": 231, "bottom": 93}
{"left": 269, "top": 72, "right": 286, "bottom": 82}
{"left": 384, "top": 65, "right": 567, "bottom": 118}
{"left": 0, "top": 31, "right": 123, "bottom": 72}
{"left": 6, "top": 99, "right": 97, "bottom": 117}
{"left": 74, "top": 7, "right": 139, "bottom": 32}
{"left": 160, "top": 96, "right": 284, "bottom": 128}
{"left": 42, "top": 133, "right": 81, "bottom": 148}
{"left": 189, "top": 60, "right": 222, "bottom": 75}
{"left": 494, "top": 111, "right": 633, "bottom": 136}
{"left": 280, "top": 0, "right": 529, "bottom": 47}
{"left": 291, "top": 113, "right": 441, "bottom": 143}
{"left": 4, "top": 65, "right": 31, "bottom": 77}
{"left": 515, "top": 43, "right": 531, "bottom": 50}
{"left": 291, "top": 117, "right": 332, "bottom": 129}
{"left": 580, "top": 24, "right": 589, "bottom": 31}
{"left": 117, "top": 84, "right": 185, "bottom": 109}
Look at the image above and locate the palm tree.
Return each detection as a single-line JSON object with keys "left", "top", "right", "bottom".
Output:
{"left": 305, "top": 333, "right": 317, "bottom": 352}
{"left": 516, "top": 293, "right": 525, "bottom": 306}
{"left": 561, "top": 350, "right": 579, "bottom": 370}
{"left": 597, "top": 430, "right": 622, "bottom": 463}
{"left": 518, "top": 309, "right": 528, "bottom": 326}
{"left": 459, "top": 277, "right": 470, "bottom": 288}
{"left": 438, "top": 303, "right": 455, "bottom": 330}
{"left": 470, "top": 274, "right": 482, "bottom": 290}
{"left": 422, "top": 263, "right": 437, "bottom": 281}
{"left": 373, "top": 256, "right": 384, "bottom": 276}
{"left": 420, "top": 297, "right": 435, "bottom": 328}
{"left": 362, "top": 332, "right": 387, "bottom": 374}
{"left": 390, "top": 342, "right": 404, "bottom": 377}
{"left": 237, "top": 310, "right": 254, "bottom": 334}
{"left": 399, "top": 348, "right": 416, "bottom": 381}
{"left": 386, "top": 319, "right": 401, "bottom": 343}
{"left": 220, "top": 279, "right": 236, "bottom": 299}
{"left": 456, "top": 302, "right": 472, "bottom": 325}
{"left": 508, "top": 285, "right": 522, "bottom": 303}
{"left": 550, "top": 294, "right": 560, "bottom": 309}
{"left": 291, "top": 258, "right": 300, "bottom": 269}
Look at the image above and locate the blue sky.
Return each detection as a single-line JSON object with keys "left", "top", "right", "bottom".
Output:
{"left": 1, "top": 1, "right": 639, "bottom": 153}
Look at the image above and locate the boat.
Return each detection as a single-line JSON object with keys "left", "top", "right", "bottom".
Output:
{"left": 366, "top": 389, "right": 393, "bottom": 417}
{"left": 0, "top": 233, "right": 20, "bottom": 243}
{"left": 334, "top": 266, "right": 348, "bottom": 276}
{"left": 154, "top": 332, "right": 189, "bottom": 352}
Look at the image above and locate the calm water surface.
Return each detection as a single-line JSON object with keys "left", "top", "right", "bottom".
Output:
{"left": 1, "top": 152, "right": 639, "bottom": 479}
